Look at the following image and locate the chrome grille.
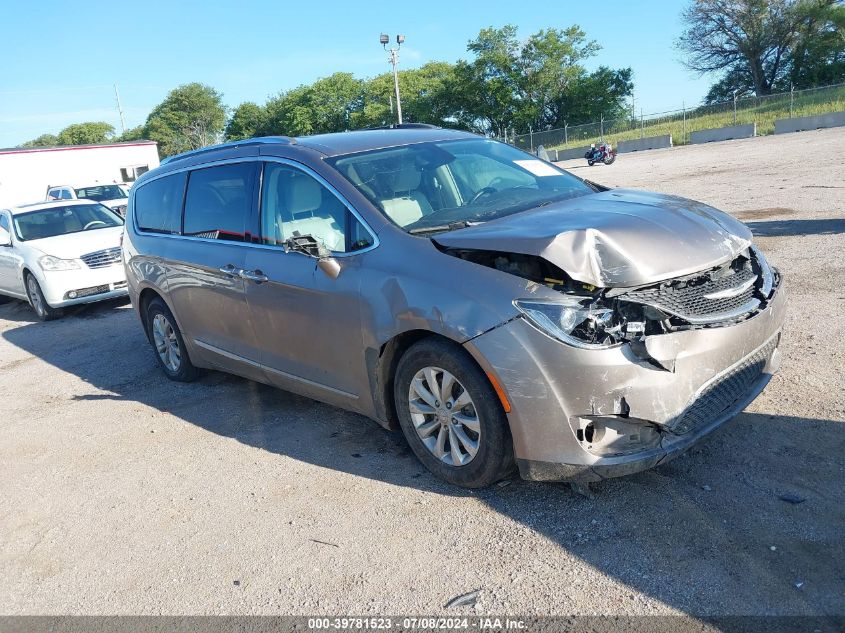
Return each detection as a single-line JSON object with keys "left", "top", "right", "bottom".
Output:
{"left": 623, "top": 255, "right": 760, "bottom": 323}
{"left": 80, "top": 247, "right": 122, "bottom": 269}
{"left": 671, "top": 336, "right": 778, "bottom": 435}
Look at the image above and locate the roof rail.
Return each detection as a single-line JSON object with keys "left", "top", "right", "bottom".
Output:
{"left": 364, "top": 123, "right": 441, "bottom": 131}
{"left": 160, "top": 136, "right": 294, "bottom": 166}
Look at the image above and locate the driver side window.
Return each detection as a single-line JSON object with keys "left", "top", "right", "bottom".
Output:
{"left": 260, "top": 163, "right": 373, "bottom": 254}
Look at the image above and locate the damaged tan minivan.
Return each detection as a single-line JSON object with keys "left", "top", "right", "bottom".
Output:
{"left": 123, "top": 126, "right": 785, "bottom": 487}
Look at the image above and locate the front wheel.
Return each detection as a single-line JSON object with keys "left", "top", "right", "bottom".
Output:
{"left": 394, "top": 339, "right": 515, "bottom": 488}
{"left": 25, "top": 273, "right": 62, "bottom": 321}
{"left": 604, "top": 154, "right": 616, "bottom": 165}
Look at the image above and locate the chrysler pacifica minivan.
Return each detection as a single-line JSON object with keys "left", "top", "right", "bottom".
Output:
{"left": 123, "top": 126, "right": 785, "bottom": 487}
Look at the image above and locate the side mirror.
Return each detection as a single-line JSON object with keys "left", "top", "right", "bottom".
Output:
{"left": 0, "top": 227, "right": 11, "bottom": 247}
{"left": 317, "top": 257, "right": 341, "bottom": 279}
{"left": 284, "top": 233, "right": 342, "bottom": 279}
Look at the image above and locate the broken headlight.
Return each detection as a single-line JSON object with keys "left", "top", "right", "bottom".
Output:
{"left": 515, "top": 297, "right": 622, "bottom": 349}
{"left": 750, "top": 244, "right": 774, "bottom": 297}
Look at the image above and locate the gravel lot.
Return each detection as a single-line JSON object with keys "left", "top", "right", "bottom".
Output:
{"left": 1, "top": 128, "right": 843, "bottom": 617}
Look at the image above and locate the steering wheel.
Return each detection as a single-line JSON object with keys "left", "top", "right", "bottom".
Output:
{"left": 469, "top": 186, "right": 497, "bottom": 205}
{"left": 83, "top": 220, "right": 107, "bottom": 230}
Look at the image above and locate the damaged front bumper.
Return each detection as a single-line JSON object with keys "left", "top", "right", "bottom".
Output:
{"left": 464, "top": 279, "right": 786, "bottom": 482}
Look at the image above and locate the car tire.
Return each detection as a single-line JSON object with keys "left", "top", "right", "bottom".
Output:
{"left": 146, "top": 297, "right": 199, "bottom": 382}
{"left": 24, "top": 273, "right": 62, "bottom": 321}
{"left": 0, "top": 293, "right": 10, "bottom": 305}
{"left": 394, "top": 338, "right": 515, "bottom": 488}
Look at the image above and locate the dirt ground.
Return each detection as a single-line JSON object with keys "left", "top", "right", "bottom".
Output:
{"left": 1, "top": 128, "right": 843, "bottom": 617}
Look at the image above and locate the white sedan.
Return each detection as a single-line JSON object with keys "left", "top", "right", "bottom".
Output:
{"left": 0, "top": 200, "right": 128, "bottom": 320}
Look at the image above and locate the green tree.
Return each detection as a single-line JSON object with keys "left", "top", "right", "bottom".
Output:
{"left": 20, "top": 133, "right": 60, "bottom": 148}
{"left": 552, "top": 66, "right": 634, "bottom": 125}
{"left": 787, "top": 0, "right": 845, "bottom": 88}
{"left": 453, "top": 25, "right": 522, "bottom": 134}
{"left": 453, "top": 25, "right": 629, "bottom": 133}
{"left": 359, "top": 62, "right": 459, "bottom": 128}
{"left": 679, "top": 0, "right": 845, "bottom": 101}
{"left": 145, "top": 83, "right": 227, "bottom": 156}
{"left": 224, "top": 102, "right": 267, "bottom": 140}
{"left": 262, "top": 73, "right": 363, "bottom": 136}
{"left": 117, "top": 125, "right": 146, "bottom": 142}
{"left": 56, "top": 122, "right": 115, "bottom": 145}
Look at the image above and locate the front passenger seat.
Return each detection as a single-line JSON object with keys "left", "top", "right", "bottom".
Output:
{"left": 379, "top": 165, "right": 433, "bottom": 227}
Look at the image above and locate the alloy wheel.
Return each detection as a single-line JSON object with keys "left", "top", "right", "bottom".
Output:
{"left": 407, "top": 366, "right": 480, "bottom": 466}
{"left": 26, "top": 276, "right": 45, "bottom": 317}
{"left": 152, "top": 313, "right": 181, "bottom": 373}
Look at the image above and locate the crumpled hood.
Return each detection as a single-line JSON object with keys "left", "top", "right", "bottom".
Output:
{"left": 433, "top": 189, "right": 752, "bottom": 288}
{"left": 26, "top": 226, "right": 123, "bottom": 259}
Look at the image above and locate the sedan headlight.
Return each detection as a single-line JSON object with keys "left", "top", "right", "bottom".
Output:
{"left": 515, "top": 297, "right": 621, "bottom": 349}
{"left": 38, "top": 255, "right": 81, "bottom": 271}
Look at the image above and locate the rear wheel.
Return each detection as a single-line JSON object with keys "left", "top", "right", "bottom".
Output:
{"left": 146, "top": 297, "right": 198, "bottom": 382}
{"left": 394, "top": 338, "right": 514, "bottom": 488}
{"left": 587, "top": 159, "right": 595, "bottom": 166}
{"left": 25, "top": 273, "right": 62, "bottom": 321}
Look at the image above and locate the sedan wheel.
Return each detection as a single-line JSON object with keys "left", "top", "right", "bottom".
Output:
{"left": 408, "top": 366, "right": 481, "bottom": 466}
{"left": 25, "top": 274, "right": 60, "bottom": 321}
{"left": 26, "top": 276, "right": 45, "bottom": 317}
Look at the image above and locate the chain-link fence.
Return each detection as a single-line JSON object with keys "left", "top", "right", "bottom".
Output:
{"left": 508, "top": 82, "right": 845, "bottom": 153}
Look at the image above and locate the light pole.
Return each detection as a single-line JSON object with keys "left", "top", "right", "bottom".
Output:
{"left": 380, "top": 33, "right": 405, "bottom": 125}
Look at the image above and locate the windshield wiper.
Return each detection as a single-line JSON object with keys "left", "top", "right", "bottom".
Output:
{"left": 408, "top": 220, "right": 480, "bottom": 236}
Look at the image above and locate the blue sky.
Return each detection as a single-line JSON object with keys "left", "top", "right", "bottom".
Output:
{"left": 0, "top": 0, "right": 711, "bottom": 147}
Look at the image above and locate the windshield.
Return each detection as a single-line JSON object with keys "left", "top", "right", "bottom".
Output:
{"left": 327, "top": 138, "right": 593, "bottom": 233}
{"left": 13, "top": 203, "right": 123, "bottom": 241}
{"left": 75, "top": 185, "right": 128, "bottom": 201}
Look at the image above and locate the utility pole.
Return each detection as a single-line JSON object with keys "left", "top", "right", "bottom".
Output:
{"left": 682, "top": 101, "right": 686, "bottom": 144}
{"left": 114, "top": 84, "right": 126, "bottom": 134}
{"left": 380, "top": 33, "right": 405, "bottom": 125}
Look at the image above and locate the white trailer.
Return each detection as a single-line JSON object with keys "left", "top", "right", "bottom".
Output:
{"left": 0, "top": 141, "right": 160, "bottom": 209}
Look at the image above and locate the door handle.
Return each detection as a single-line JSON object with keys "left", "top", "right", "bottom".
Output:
{"left": 218, "top": 264, "right": 241, "bottom": 277}
{"left": 239, "top": 269, "right": 268, "bottom": 283}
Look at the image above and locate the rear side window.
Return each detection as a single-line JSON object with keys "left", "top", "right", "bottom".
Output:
{"left": 183, "top": 163, "right": 256, "bottom": 242}
{"left": 134, "top": 172, "right": 186, "bottom": 234}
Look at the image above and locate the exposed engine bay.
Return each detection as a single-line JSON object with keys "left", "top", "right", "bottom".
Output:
{"left": 438, "top": 243, "right": 779, "bottom": 363}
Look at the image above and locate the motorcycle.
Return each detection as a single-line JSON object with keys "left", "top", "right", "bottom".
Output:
{"left": 585, "top": 142, "right": 617, "bottom": 166}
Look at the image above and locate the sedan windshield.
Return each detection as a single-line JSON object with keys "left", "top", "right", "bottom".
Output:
{"left": 327, "top": 138, "right": 593, "bottom": 233}
{"left": 13, "top": 203, "right": 123, "bottom": 241}
{"left": 75, "top": 185, "right": 128, "bottom": 201}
